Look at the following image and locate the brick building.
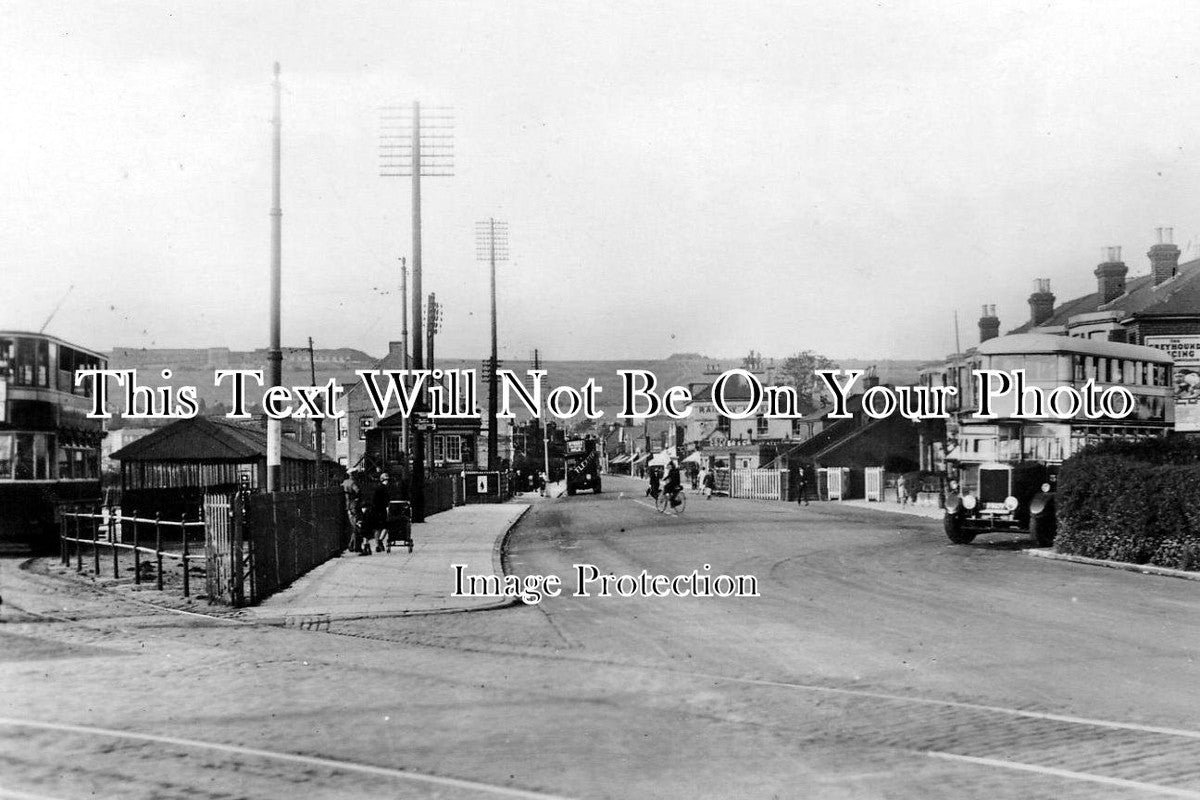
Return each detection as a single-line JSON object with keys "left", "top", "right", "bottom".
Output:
{"left": 1001, "top": 228, "right": 1200, "bottom": 431}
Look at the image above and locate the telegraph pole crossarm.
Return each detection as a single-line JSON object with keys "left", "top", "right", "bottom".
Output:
{"left": 475, "top": 218, "right": 509, "bottom": 471}
{"left": 378, "top": 101, "right": 455, "bottom": 522}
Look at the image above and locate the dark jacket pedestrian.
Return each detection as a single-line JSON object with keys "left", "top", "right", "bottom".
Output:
{"left": 363, "top": 474, "right": 396, "bottom": 553}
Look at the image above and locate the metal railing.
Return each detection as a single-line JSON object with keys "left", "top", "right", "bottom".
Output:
{"left": 58, "top": 506, "right": 205, "bottom": 597}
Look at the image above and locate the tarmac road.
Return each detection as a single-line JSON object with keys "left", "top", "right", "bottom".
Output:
{"left": 1, "top": 474, "right": 1199, "bottom": 799}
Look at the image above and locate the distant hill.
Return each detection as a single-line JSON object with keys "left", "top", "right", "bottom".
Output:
{"left": 103, "top": 347, "right": 928, "bottom": 424}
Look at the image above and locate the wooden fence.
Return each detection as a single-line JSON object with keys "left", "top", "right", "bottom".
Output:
{"left": 712, "top": 469, "right": 789, "bottom": 501}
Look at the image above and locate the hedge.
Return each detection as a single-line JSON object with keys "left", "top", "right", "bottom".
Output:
{"left": 1055, "top": 437, "right": 1200, "bottom": 571}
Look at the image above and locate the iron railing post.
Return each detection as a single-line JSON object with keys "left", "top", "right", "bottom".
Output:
{"left": 132, "top": 510, "right": 141, "bottom": 585}
{"left": 74, "top": 505, "right": 82, "bottom": 573}
{"left": 92, "top": 509, "right": 100, "bottom": 576}
{"left": 155, "top": 513, "right": 164, "bottom": 591}
{"left": 111, "top": 506, "right": 119, "bottom": 579}
{"left": 181, "top": 514, "right": 190, "bottom": 598}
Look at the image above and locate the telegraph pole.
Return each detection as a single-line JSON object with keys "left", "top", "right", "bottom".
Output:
{"left": 307, "top": 337, "right": 323, "bottom": 468}
{"left": 380, "top": 101, "right": 454, "bottom": 521}
{"left": 534, "top": 348, "right": 549, "bottom": 481}
{"left": 475, "top": 218, "right": 508, "bottom": 470}
{"left": 399, "top": 256, "right": 409, "bottom": 457}
{"left": 266, "top": 62, "right": 283, "bottom": 492}
{"left": 426, "top": 292, "right": 441, "bottom": 370}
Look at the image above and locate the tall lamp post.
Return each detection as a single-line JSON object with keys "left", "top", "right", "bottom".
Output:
{"left": 475, "top": 218, "right": 508, "bottom": 470}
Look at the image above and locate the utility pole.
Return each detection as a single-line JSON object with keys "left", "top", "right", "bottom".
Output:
{"left": 399, "top": 256, "right": 409, "bottom": 457}
{"left": 475, "top": 218, "right": 508, "bottom": 470}
{"left": 307, "top": 337, "right": 323, "bottom": 470}
{"left": 267, "top": 62, "right": 283, "bottom": 493}
{"left": 534, "top": 348, "right": 549, "bottom": 482}
{"left": 380, "top": 101, "right": 454, "bottom": 521}
{"left": 425, "top": 292, "right": 442, "bottom": 473}
{"left": 426, "top": 292, "right": 441, "bottom": 370}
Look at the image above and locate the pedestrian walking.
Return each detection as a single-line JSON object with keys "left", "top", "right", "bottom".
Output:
{"left": 369, "top": 473, "right": 395, "bottom": 554}
{"left": 701, "top": 468, "right": 715, "bottom": 499}
{"left": 537, "top": 470, "right": 547, "bottom": 497}
{"left": 896, "top": 473, "right": 909, "bottom": 506}
{"left": 796, "top": 469, "right": 809, "bottom": 506}
{"left": 342, "top": 470, "right": 363, "bottom": 553}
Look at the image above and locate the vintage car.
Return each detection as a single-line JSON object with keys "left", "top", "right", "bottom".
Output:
{"left": 943, "top": 461, "right": 1057, "bottom": 546}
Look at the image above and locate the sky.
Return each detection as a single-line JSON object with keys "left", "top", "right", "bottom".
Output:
{"left": 3, "top": 1, "right": 1200, "bottom": 362}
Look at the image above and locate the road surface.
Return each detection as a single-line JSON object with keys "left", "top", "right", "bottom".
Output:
{"left": 2, "top": 474, "right": 1199, "bottom": 799}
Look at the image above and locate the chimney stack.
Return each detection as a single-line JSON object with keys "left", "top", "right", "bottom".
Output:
{"left": 388, "top": 340, "right": 405, "bottom": 357}
{"left": 1095, "top": 245, "right": 1128, "bottom": 304}
{"left": 978, "top": 304, "right": 1000, "bottom": 342}
{"left": 1028, "top": 279, "right": 1055, "bottom": 326}
{"left": 1149, "top": 227, "right": 1181, "bottom": 286}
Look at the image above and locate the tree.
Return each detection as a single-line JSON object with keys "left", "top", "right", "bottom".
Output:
{"left": 778, "top": 350, "right": 838, "bottom": 413}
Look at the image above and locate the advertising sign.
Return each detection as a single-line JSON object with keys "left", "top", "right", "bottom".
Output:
{"left": 1144, "top": 335, "right": 1200, "bottom": 432}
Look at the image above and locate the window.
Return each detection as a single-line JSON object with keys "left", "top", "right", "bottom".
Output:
{"left": 756, "top": 416, "right": 769, "bottom": 435}
{"left": 445, "top": 435, "right": 462, "bottom": 462}
{"left": 13, "top": 433, "right": 50, "bottom": 480}
{"left": 432, "top": 435, "right": 445, "bottom": 462}
{"left": 0, "top": 433, "right": 11, "bottom": 479}
{"left": 385, "top": 432, "right": 402, "bottom": 461}
{"left": 336, "top": 417, "right": 347, "bottom": 441}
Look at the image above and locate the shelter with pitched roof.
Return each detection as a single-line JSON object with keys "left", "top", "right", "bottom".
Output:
{"left": 111, "top": 416, "right": 340, "bottom": 493}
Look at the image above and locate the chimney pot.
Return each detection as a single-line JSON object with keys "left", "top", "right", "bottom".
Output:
{"left": 1028, "top": 279, "right": 1056, "bottom": 326}
{"left": 978, "top": 304, "right": 1001, "bottom": 343}
{"left": 1095, "top": 247, "right": 1128, "bottom": 303}
{"left": 1148, "top": 228, "right": 1182, "bottom": 286}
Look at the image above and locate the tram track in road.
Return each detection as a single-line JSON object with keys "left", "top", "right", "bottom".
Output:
{"left": 0, "top": 719, "right": 576, "bottom": 800}
{"left": 9, "top": 495, "right": 1200, "bottom": 799}
{"left": 14, "top": 566, "right": 1200, "bottom": 797}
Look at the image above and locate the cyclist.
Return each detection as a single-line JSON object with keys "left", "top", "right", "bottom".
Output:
{"left": 646, "top": 466, "right": 661, "bottom": 499}
{"left": 663, "top": 460, "right": 683, "bottom": 508}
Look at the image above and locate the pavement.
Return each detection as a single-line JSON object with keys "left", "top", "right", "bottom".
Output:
{"left": 233, "top": 496, "right": 548, "bottom": 623}
{"left": 833, "top": 497, "right": 946, "bottom": 520}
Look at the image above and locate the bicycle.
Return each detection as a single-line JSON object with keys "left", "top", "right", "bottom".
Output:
{"left": 655, "top": 487, "right": 687, "bottom": 515}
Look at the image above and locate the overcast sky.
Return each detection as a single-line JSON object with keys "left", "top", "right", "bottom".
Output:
{"left": 4, "top": 1, "right": 1200, "bottom": 362}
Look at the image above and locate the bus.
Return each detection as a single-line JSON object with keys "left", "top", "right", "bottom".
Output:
{"left": 564, "top": 436, "right": 602, "bottom": 496}
{"left": 926, "top": 334, "right": 1174, "bottom": 545}
{"left": 0, "top": 331, "right": 107, "bottom": 552}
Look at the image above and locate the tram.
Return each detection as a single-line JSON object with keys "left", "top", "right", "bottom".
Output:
{"left": 0, "top": 331, "right": 106, "bottom": 552}
{"left": 925, "top": 334, "right": 1174, "bottom": 545}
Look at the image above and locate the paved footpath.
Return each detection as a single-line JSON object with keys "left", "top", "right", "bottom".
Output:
{"left": 234, "top": 500, "right": 536, "bottom": 623}
{"left": 831, "top": 497, "right": 945, "bottom": 520}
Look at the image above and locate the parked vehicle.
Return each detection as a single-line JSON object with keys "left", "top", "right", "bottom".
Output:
{"left": 943, "top": 462, "right": 1057, "bottom": 546}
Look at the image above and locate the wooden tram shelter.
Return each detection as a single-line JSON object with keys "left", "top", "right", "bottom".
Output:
{"left": 111, "top": 416, "right": 341, "bottom": 495}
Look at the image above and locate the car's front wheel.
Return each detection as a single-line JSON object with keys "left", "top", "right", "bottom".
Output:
{"left": 944, "top": 511, "right": 976, "bottom": 544}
